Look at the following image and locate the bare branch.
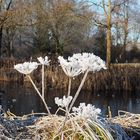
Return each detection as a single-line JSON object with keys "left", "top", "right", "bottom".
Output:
{"left": 102, "top": 0, "right": 108, "bottom": 18}
{"left": 111, "top": 0, "right": 128, "bottom": 12}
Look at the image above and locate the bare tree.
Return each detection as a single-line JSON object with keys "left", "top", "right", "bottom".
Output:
{"left": 0, "top": 0, "right": 13, "bottom": 57}
{"left": 31, "top": 0, "right": 93, "bottom": 55}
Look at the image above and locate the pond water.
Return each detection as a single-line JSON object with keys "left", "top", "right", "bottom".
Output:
{"left": 0, "top": 82, "right": 140, "bottom": 117}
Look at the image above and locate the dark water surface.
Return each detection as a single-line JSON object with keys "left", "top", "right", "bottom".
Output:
{"left": 0, "top": 82, "right": 140, "bottom": 117}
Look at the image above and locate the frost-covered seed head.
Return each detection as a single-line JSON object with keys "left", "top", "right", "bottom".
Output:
{"left": 55, "top": 96, "right": 73, "bottom": 108}
{"left": 58, "top": 56, "right": 83, "bottom": 77}
{"left": 14, "top": 62, "right": 38, "bottom": 75}
{"left": 37, "top": 56, "right": 50, "bottom": 65}
{"left": 72, "top": 103, "right": 101, "bottom": 120}
{"left": 58, "top": 53, "right": 106, "bottom": 77}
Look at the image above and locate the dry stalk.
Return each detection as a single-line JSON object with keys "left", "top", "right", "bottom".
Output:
{"left": 67, "top": 77, "right": 72, "bottom": 96}
{"left": 27, "top": 75, "right": 51, "bottom": 115}
{"left": 69, "top": 70, "right": 89, "bottom": 112}
{"left": 109, "top": 110, "right": 140, "bottom": 135}
{"left": 42, "top": 64, "right": 45, "bottom": 99}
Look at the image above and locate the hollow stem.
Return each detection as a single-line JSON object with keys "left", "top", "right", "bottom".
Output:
{"left": 68, "top": 70, "right": 89, "bottom": 112}
{"left": 57, "top": 106, "right": 69, "bottom": 134}
{"left": 67, "top": 77, "right": 72, "bottom": 96}
{"left": 42, "top": 64, "right": 45, "bottom": 99}
{"left": 27, "top": 75, "right": 51, "bottom": 115}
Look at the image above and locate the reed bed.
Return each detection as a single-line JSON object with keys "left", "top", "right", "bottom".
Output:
{"left": 0, "top": 58, "right": 140, "bottom": 94}
{"left": 45, "top": 64, "right": 140, "bottom": 93}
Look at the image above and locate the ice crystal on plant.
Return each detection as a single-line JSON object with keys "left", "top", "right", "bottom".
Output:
{"left": 14, "top": 62, "right": 38, "bottom": 75}
{"left": 72, "top": 103, "right": 101, "bottom": 120}
{"left": 55, "top": 96, "right": 73, "bottom": 108}
{"left": 37, "top": 56, "right": 50, "bottom": 65}
{"left": 71, "top": 53, "right": 106, "bottom": 72}
{"left": 58, "top": 53, "right": 106, "bottom": 77}
{"left": 58, "top": 56, "right": 83, "bottom": 77}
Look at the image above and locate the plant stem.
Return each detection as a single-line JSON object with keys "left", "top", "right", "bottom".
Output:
{"left": 27, "top": 75, "right": 51, "bottom": 115}
{"left": 67, "top": 77, "right": 72, "bottom": 96}
{"left": 68, "top": 70, "right": 89, "bottom": 112}
{"left": 57, "top": 106, "right": 69, "bottom": 134}
{"left": 42, "top": 64, "right": 45, "bottom": 99}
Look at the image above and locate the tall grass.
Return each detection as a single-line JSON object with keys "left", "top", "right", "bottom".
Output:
{"left": 0, "top": 59, "right": 139, "bottom": 93}
{"left": 44, "top": 64, "right": 140, "bottom": 93}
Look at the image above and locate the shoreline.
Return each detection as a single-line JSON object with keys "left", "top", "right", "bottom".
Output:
{"left": 0, "top": 110, "right": 140, "bottom": 140}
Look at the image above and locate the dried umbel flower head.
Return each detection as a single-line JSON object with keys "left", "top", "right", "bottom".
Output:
{"left": 71, "top": 53, "right": 106, "bottom": 72}
{"left": 55, "top": 96, "right": 73, "bottom": 108}
{"left": 14, "top": 62, "right": 38, "bottom": 75}
{"left": 58, "top": 53, "right": 106, "bottom": 77}
{"left": 72, "top": 103, "right": 101, "bottom": 120}
{"left": 37, "top": 56, "right": 50, "bottom": 65}
{"left": 58, "top": 56, "right": 83, "bottom": 77}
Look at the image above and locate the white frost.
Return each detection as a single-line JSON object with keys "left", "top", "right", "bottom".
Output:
{"left": 72, "top": 103, "right": 101, "bottom": 120}
{"left": 37, "top": 56, "right": 50, "bottom": 65}
{"left": 14, "top": 62, "right": 38, "bottom": 75}
{"left": 55, "top": 96, "right": 73, "bottom": 108}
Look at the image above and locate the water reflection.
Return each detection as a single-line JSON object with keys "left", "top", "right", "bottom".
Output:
{"left": 0, "top": 82, "right": 140, "bottom": 117}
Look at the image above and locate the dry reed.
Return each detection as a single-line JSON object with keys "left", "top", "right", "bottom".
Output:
{"left": 109, "top": 110, "right": 140, "bottom": 136}
{"left": 27, "top": 114, "right": 114, "bottom": 140}
{"left": 0, "top": 59, "right": 140, "bottom": 93}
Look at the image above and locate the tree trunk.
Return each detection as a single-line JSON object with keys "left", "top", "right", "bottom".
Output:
{"left": 118, "top": 0, "right": 129, "bottom": 62}
{"left": 106, "top": 0, "right": 111, "bottom": 67}
{"left": 0, "top": 26, "right": 3, "bottom": 58}
{"left": 7, "top": 41, "right": 14, "bottom": 58}
{"left": 0, "top": 0, "right": 12, "bottom": 58}
{"left": 123, "top": 0, "right": 129, "bottom": 62}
